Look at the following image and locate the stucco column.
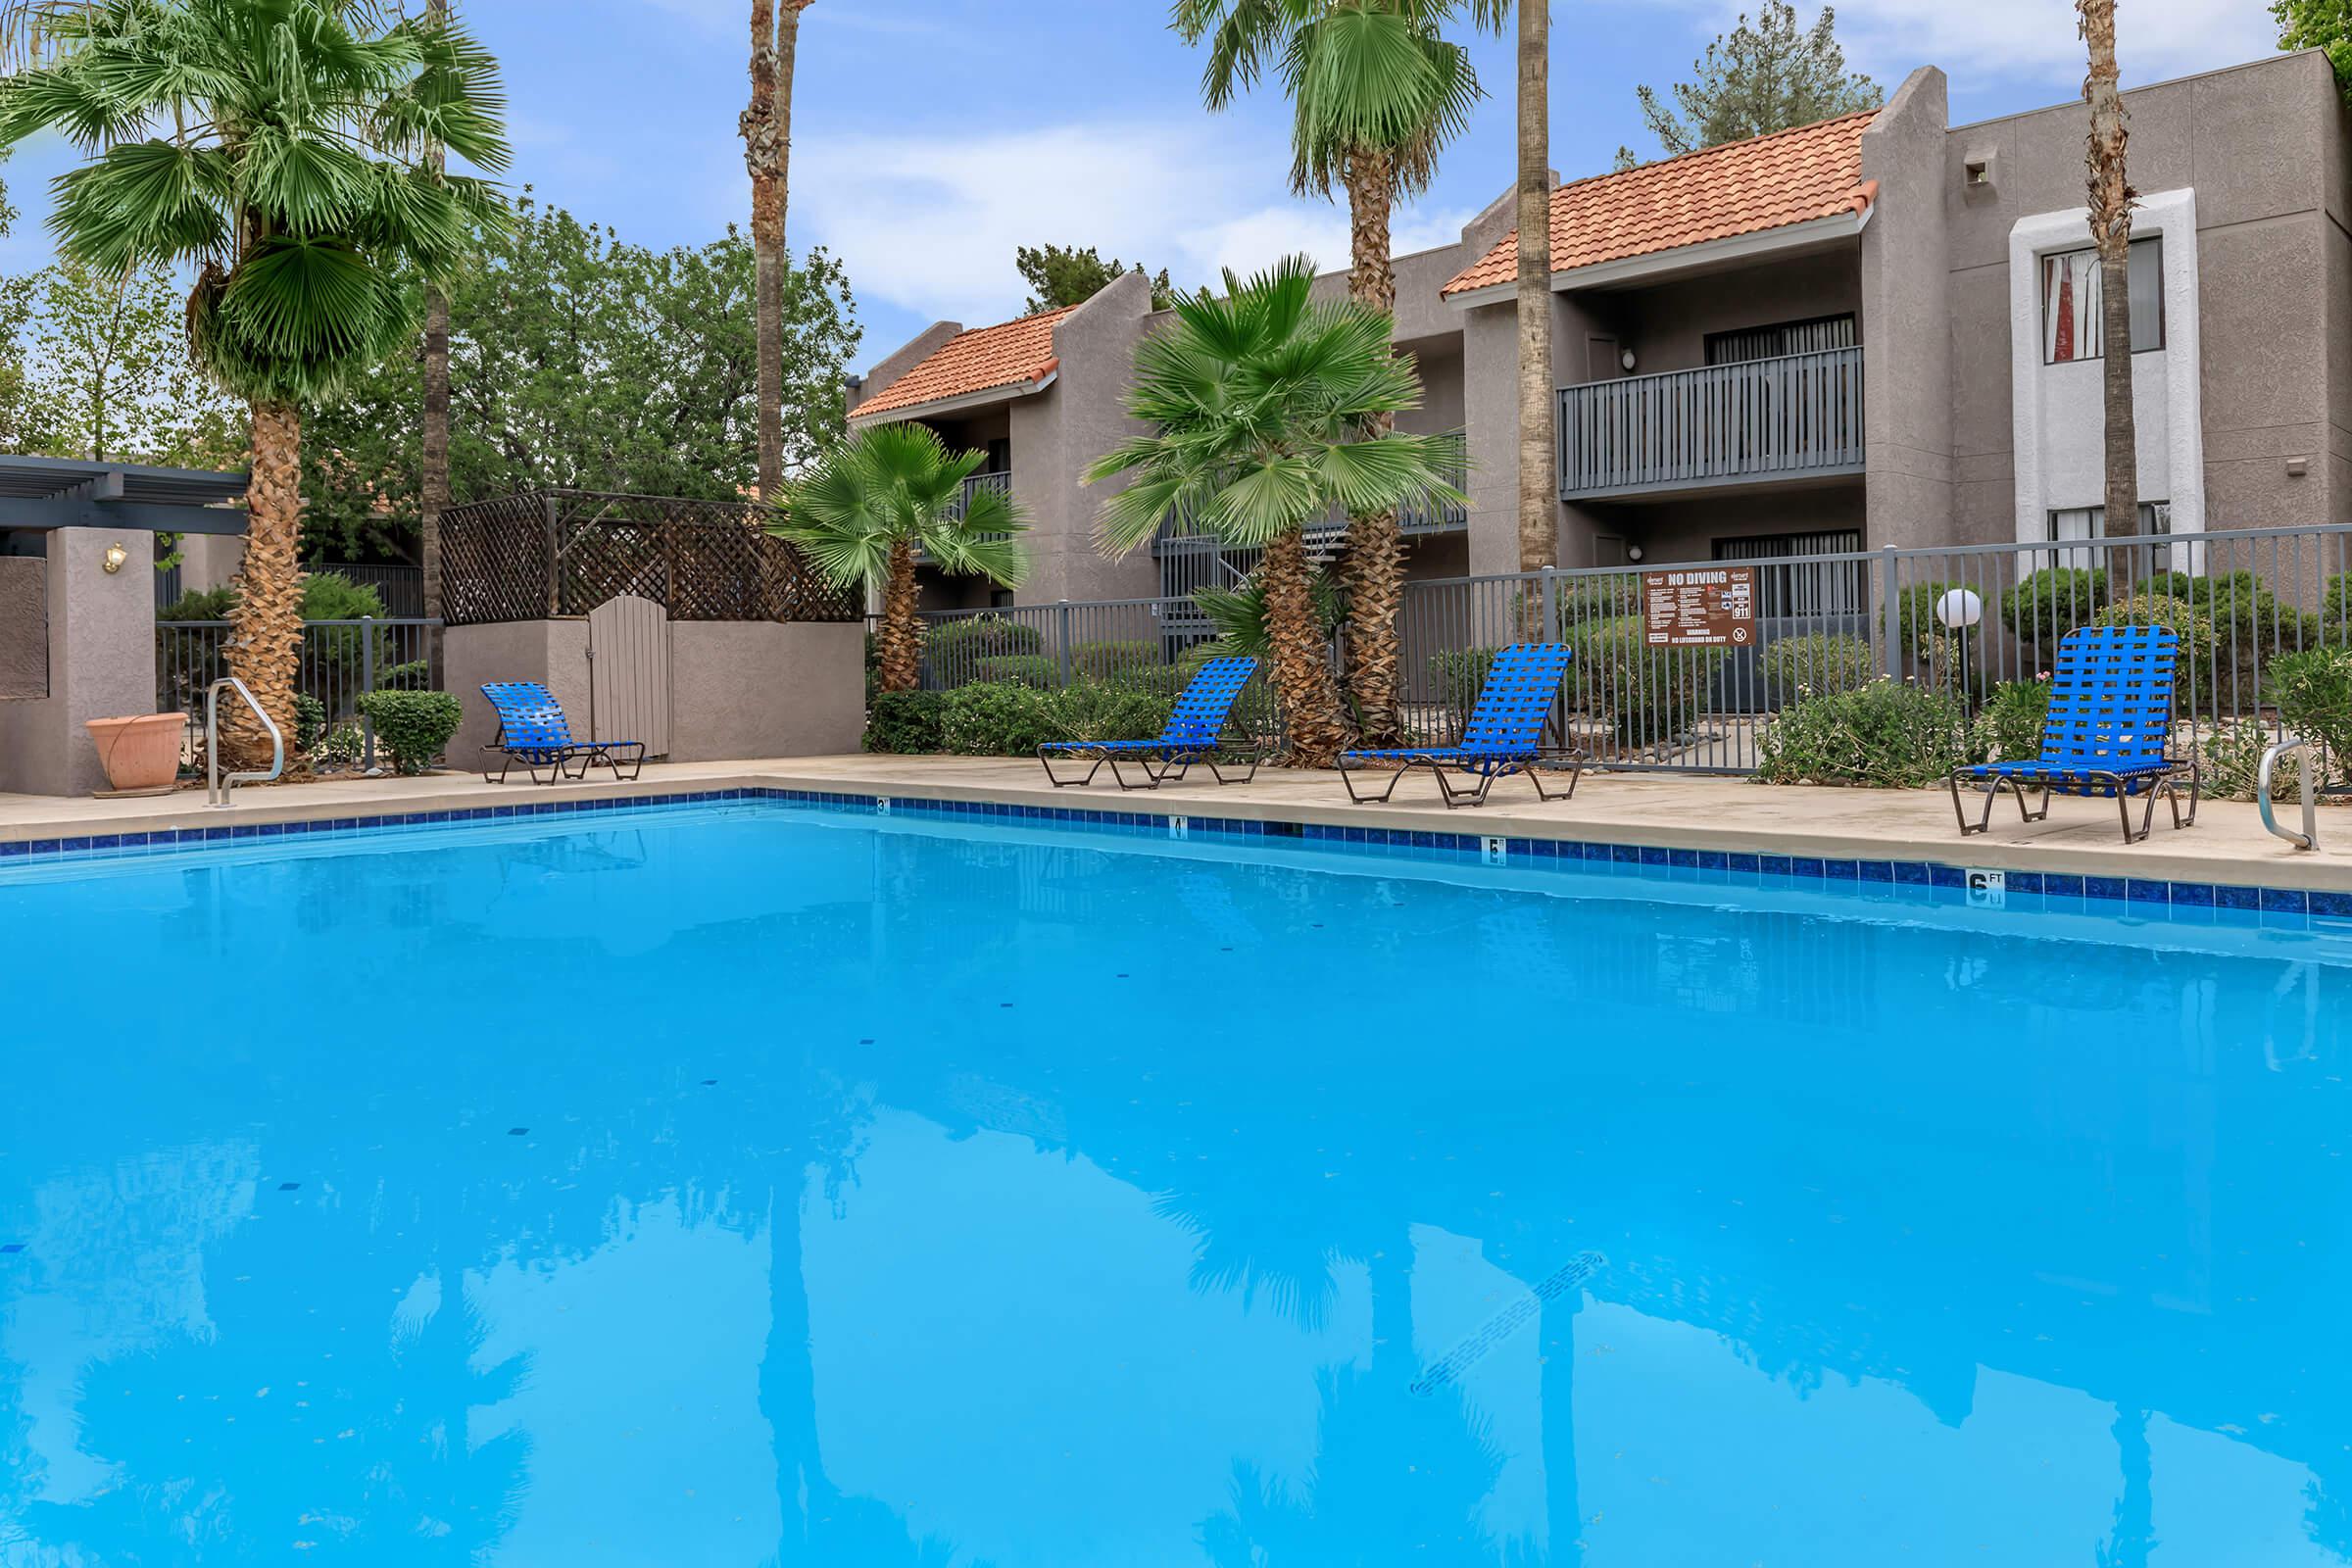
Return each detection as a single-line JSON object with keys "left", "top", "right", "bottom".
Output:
{"left": 0, "top": 529, "right": 159, "bottom": 797}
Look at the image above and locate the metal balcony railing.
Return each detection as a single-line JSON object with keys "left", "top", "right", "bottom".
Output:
{"left": 941, "top": 468, "right": 1012, "bottom": 524}
{"left": 1558, "top": 346, "right": 1865, "bottom": 500}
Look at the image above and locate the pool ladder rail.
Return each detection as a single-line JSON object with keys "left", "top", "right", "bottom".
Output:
{"left": 2256, "top": 734, "right": 2352, "bottom": 853}
{"left": 205, "top": 676, "right": 284, "bottom": 808}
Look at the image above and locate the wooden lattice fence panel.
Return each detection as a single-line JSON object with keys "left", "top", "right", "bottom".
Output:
{"left": 440, "top": 491, "right": 855, "bottom": 626}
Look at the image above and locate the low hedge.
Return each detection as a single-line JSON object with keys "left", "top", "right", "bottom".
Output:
{"left": 925, "top": 613, "right": 1042, "bottom": 671}
{"left": 2272, "top": 647, "right": 2352, "bottom": 771}
{"left": 864, "top": 690, "right": 945, "bottom": 754}
{"left": 1970, "top": 678, "right": 2051, "bottom": 765}
{"left": 939, "top": 679, "right": 1182, "bottom": 756}
{"left": 1568, "top": 616, "right": 1725, "bottom": 747}
{"left": 1755, "top": 678, "right": 1969, "bottom": 787}
{"left": 2001, "top": 567, "right": 2108, "bottom": 656}
{"left": 973, "top": 654, "right": 1056, "bottom": 689}
{"left": 1761, "top": 634, "right": 1875, "bottom": 701}
{"left": 352, "top": 689, "right": 460, "bottom": 775}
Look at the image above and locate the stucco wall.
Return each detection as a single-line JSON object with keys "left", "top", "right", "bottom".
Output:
{"left": 1582, "top": 248, "right": 1864, "bottom": 378}
{"left": 1944, "top": 50, "right": 2347, "bottom": 539}
{"left": 1008, "top": 268, "right": 1160, "bottom": 605}
{"left": 1861, "top": 67, "right": 1955, "bottom": 549}
{"left": 444, "top": 618, "right": 592, "bottom": 774}
{"left": 667, "top": 620, "right": 861, "bottom": 760}
{"left": 0, "top": 530, "right": 158, "bottom": 797}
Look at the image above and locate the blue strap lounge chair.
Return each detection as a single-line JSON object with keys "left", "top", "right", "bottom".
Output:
{"left": 1949, "top": 623, "right": 2198, "bottom": 844}
{"left": 1036, "top": 656, "right": 1262, "bottom": 790}
{"left": 479, "top": 681, "right": 647, "bottom": 785}
{"left": 1338, "top": 642, "right": 1580, "bottom": 808}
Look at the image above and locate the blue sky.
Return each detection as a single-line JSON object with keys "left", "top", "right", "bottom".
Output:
{"left": 0, "top": 0, "right": 2285, "bottom": 373}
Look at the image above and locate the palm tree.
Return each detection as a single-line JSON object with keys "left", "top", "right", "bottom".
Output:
{"left": 2079, "top": 0, "right": 2137, "bottom": 564}
{"left": 1174, "top": 0, "right": 1503, "bottom": 746}
{"left": 0, "top": 0, "right": 510, "bottom": 765}
{"left": 741, "top": 0, "right": 811, "bottom": 501}
{"left": 420, "top": 0, "right": 450, "bottom": 659}
{"left": 775, "top": 422, "right": 1029, "bottom": 694}
{"left": 1516, "top": 0, "right": 1556, "bottom": 580}
{"left": 1088, "top": 259, "right": 1463, "bottom": 768}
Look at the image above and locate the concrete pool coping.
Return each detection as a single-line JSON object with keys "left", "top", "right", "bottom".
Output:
{"left": 1, "top": 754, "right": 2348, "bottom": 894}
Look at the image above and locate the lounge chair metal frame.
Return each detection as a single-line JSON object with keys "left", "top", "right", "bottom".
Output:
{"left": 1036, "top": 656, "right": 1264, "bottom": 792}
{"left": 479, "top": 681, "right": 647, "bottom": 785}
{"left": 1947, "top": 624, "right": 2200, "bottom": 846}
{"left": 1336, "top": 643, "right": 1582, "bottom": 809}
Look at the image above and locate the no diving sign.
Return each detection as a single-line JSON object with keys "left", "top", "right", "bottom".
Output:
{"left": 1642, "top": 566, "right": 1758, "bottom": 648}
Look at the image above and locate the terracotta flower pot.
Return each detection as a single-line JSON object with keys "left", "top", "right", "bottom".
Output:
{"left": 84, "top": 712, "right": 186, "bottom": 797}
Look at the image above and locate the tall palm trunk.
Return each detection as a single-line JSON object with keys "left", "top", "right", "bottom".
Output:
{"left": 1264, "top": 529, "right": 1351, "bottom": 767}
{"left": 1515, "top": 0, "right": 1557, "bottom": 593}
{"left": 420, "top": 0, "right": 450, "bottom": 654}
{"left": 224, "top": 399, "right": 304, "bottom": 768}
{"left": 2079, "top": 0, "right": 2137, "bottom": 577}
{"left": 1339, "top": 146, "right": 1403, "bottom": 746}
{"left": 741, "top": 0, "right": 808, "bottom": 501}
{"left": 875, "top": 537, "right": 921, "bottom": 693}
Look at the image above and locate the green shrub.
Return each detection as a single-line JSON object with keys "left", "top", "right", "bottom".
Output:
{"left": 2272, "top": 647, "right": 2352, "bottom": 772}
{"left": 1428, "top": 646, "right": 1500, "bottom": 719}
{"left": 1048, "top": 681, "right": 1175, "bottom": 742}
{"left": 159, "top": 585, "right": 237, "bottom": 622}
{"left": 864, "top": 690, "right": 945, "bottom": 754}
{"left": 941, "top": 682, "right": 1058, "bottom": 756}
{"left": 924, "top": 613, "right": 1042, "bottom": 673}
{"left": 2097, "top": 593, "right": 2215, "bottom": 708}
{"left": 1761, "top": 634, "right": 1875, "bottom": 701}
{"left": 1755, "top": 678, "right": 1970, "bottom": 787}
{"left": 300, "top": 571, "right": 388, "bottom": 622}
{"left": 2324, "top": 573, "right": 2352, "bottom": 640}
{"left": 353, "top": 689, "right": 460, "bottom": 775}
{"left": 1971, "top": 679, "right": 2052, "bottom": 765}
{"left": 1555, "top": 574, "right": 1642, "bottom": 631}
{"left": 2197, "top": 720, "right": 2319, "bottom": 804}
{"left": 973, "top": 654, "right": 1056, "bottom": 689}
{"left": 1568, "top": 616, "right": 1725, "bottom": 747}
{"left": 1071, "top": 639, "right": 1161, "bottom": 684}
{"left": 2001, "top": 567, "right": 2108, "bottom": 655}
{"left": 374, "top": 659, "right": 430, "bottom": 691}
{"left": 315, "top": 721, "right": 366, "bottom": 770}
{"left": 293, "top": 693, "right": 327, "bottom": 753}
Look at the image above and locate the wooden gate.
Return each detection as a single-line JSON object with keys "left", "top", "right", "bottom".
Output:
{"left": 586, "top": 593, "right": 671, "bottom": 759}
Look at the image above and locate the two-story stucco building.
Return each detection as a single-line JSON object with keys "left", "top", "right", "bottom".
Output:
{"left": 847, "top": 50, "right": 2352, "bottom": 611}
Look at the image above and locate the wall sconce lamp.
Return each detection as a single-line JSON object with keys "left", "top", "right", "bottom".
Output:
{"left": 1619, "top": 348, "right": 1639, "bottom": 372}
{"left": 101, "top": 541, "right": 128, "bottom": 575}
{"left": 1625, "top": 544, "right": 1645, "bottom": 564}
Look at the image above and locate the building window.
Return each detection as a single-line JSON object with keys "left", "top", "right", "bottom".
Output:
{"left": 1713, "top": 529, "right": 1866, "bottom": 617}
{"left": 2046, "top": 500, "right": 2173, "bottom": 568}
{"left": 2040, "top": 236, "right": 2163, "bottom": 364}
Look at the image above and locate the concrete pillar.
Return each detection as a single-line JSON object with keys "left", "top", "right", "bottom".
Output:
{"left": 178, "top": 532, "right": 246, "bottom": 595}
{"left": 0, "top": 529, "right": 160, "bottom": 797}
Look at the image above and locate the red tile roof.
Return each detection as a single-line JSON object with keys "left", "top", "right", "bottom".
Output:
{"left": 1442, "top": 108, "right": 1882, "bottom": 297}
{"left": 852, "top": 305, "right": 1075, "bottom": 420}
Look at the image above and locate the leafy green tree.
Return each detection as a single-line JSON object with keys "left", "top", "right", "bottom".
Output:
{"left": 1614, "top": 1, "right": 1879, "bottom": 168}
{"left": 1088, "top": 258, "right": 1461, "bottom": 768}
{"left": 1173, "top": 0, "right": 1504, "bottom": 747}
{"left": 776, "top": 422, "right": 1029, "bottom": 694}
{"left": 25, "top": 258, "right": 239, "bottom": 464}
{"left": 2276, "top": 0, "right": 2352, "bottom": 100}
{"left": 301, "top": 194, "right": 861, "bottom": 562}
{"left": 0, "top": 0, "right": 510, "bottom": 763}
{"left": 1016, "top": 242, "right": 1176, "bottom": 313}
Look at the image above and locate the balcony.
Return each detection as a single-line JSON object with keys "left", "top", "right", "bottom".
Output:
{"left": 1557, "top": 346, "right": 1864, "bottom": 501}
{"left": 941, "top": 468, "right": 1011, "bottom": 524}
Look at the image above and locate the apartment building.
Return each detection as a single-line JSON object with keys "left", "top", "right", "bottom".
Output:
{"left": 846, "top": 50, "right": 2352, "bottom": 607}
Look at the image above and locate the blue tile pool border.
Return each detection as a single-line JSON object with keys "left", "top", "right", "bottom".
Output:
{"left": 3, "top": 783, "right": 2347, "bottom": 929}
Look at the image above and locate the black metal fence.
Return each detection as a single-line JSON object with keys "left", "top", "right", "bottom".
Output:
{"left": 891, "top": 523, "right": 2352, "bottom": 774}
{"left": 156, "top": 617, "right": 443, "bottom": 774}
{"left": 320, "top": 562, "right": 424, "bottom": 616}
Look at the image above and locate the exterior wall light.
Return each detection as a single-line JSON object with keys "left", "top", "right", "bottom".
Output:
{"left": 101, "top": 541, "right": 128, "bottom": 575}
{"left": 1625, "top": 544, "right": 1645, "bottom": 563}
{"left": 1619, "top": 348, "right": 1639, "bottom": 372}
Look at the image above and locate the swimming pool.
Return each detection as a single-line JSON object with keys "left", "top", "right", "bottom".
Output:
{"left": 2, "top": 799, "right": 2347, "bottom": 1565}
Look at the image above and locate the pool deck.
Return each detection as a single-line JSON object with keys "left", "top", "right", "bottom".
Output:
{"left": 2, "top": 754, "right": 2347, "bottom": 892}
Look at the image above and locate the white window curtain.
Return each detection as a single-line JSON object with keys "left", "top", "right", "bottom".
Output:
{"left": 2041, "top": 251, "right": 2102, "bottom": 363}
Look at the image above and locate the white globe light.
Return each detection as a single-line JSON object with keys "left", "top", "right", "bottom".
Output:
{"left": 1936, "top": 587, "right": 1984, "bottom": 630}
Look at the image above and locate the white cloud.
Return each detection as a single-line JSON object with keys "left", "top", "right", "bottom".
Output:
{"left": 796, "top": 120, "right": 1481, "bottom": 330}
{"left": 1637, "top": 0, "right": 2278, "bottom": 88}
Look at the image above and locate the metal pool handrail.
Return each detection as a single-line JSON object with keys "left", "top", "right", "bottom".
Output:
{"left": 2257, "top": 735, "right": 2318, "bottom": 851}
{"left": 206, "top": 676, "right": 283, "bottom": 808}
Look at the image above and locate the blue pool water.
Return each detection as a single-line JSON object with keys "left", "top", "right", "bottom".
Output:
{"left": 3, "top": 802, "right": 2350, "bottom": 1566}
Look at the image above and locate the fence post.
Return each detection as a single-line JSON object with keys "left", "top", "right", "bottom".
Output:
{"left": 360, "top": 615, "right": 378, "bottom": 773}
{"left": 542, "top": 494, "right": 562, "bottom": 617}
{"left": 1540, "top": 568, "right": 1559, "bottom": 642}
{"left": 1880, "top": 547, "right": 1901, "bottom": 679}
{"left": 1056, "top": 601, "right": 1073, "bottom": 687}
